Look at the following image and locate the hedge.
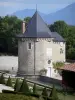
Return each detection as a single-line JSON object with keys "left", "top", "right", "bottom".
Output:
{"left": 2, "top": 90, "right": 17, "bottom": 94}
{"left": 2, "top": 89, "right": 57, "bottom": 100}
{"left": 0, "top": 93, "right": 38, "bottom": 100}
{"left": 2, "top": 90, "right": 40, "bottom": 98}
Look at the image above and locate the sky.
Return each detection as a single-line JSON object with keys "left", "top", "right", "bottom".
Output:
{"left": 0, "top": 0, "right": 75, "bottom": 16}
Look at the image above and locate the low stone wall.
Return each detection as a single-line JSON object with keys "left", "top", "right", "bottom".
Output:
{"left": 38, "top": 75, "right": 62, "bottom": 86}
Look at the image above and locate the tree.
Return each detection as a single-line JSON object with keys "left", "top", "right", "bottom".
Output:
{"left": 14, "top": 78, "right": 20, "bottom": 92}
{"left": 0, "top": 74, "right": 5, "bottom": 84}
{"left": 33, "top": 83, "right": 37, "bottom": 94}
{"left": 19, "top": 78, "right": 30, "bottom": 94}
{"left": 66, "top": 26, "right": 75, "bottom": 59}
{"left": 67, "top": 48, "right": 75, "bottom": 60}
{"left": 24, "top": 17, "right": 31, "bottom": 29}
{"left": 49, "top": 85, "right": 58, "bottom": 100}
{"left": 24, "top": 17, "right": 31, "bottom": 23}
{"left": 6, "top": 76, "right": 12, "bottom": 87}
{"left": 0, "top": 15, "right": 22, "bottom": 55}
{"left": 49, "top": 21, "right": 69, "bottom": 38}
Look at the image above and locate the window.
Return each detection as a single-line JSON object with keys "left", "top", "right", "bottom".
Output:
{"left": 60, "top": 42, "right": 63, "bottom": 46}
{"left": 28, "top": 43, "right": 31, "bottom": 49}
{"left": 48, "top": 60, "right": 51, "bottom": 64}
{"left": 60, "top": 48, "right": 63, "bottom": 54}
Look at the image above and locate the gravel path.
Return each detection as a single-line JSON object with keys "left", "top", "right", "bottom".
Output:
{"left": 0, "top": 84, "right": 14, "bottom": 93}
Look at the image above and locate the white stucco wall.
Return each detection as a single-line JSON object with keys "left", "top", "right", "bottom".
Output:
{"left": 0, "top": 56, "right": 18, "bottom": 73}
{"left": 18, "top": 38, "right": 66, "bottom": 76}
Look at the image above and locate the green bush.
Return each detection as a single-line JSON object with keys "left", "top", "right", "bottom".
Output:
{"left": 30, "top": 93, "right": 40, "bottom": 98}
{"left": 6, "top": 76, "right": 12, "bottom": 87}
{"left": 0, "top": 74, "right": 5, "bottom": 84}
{"left": 39, "top": 95, "right": 44, "bottom": 100}
{"left": 53, "top": 62, "right": 64, "bottom": 69}
{"left": 42, "top": 87, "right": 48, "bottom": 100}
{"left": 14, "top": 78, "right": 20, "bottom": 92}
{"left": 19, "top": 78, "right": 30, "bottom": 94}
{"left": 33, "top": 83, "right": 37, "bottom": 94}
{"left": 50, "top": 85, "right": 59, "bottom": 100}
{"left": 2, "top": 90, "right": 17, "bottom": 94}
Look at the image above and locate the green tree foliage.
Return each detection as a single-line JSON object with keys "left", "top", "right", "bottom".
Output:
{"left": 19, "top": 78, "right": 30, "bottom": 94}
{"left": 0, "top": 16, "right": 31, "bottom": 55}
{"left": 33, "top": 83, "right": 37, "bottom": 94}
{"left": 53, "top": 62, "right": 64, "bottom": 69}
{"left": 49, "top": 21, "right": 75, "bottom": 60}
{"left": 0, "top": 74, "right": 5, "bottom": 84}
{"left": 24, "top": 17, "right": 31, "bottom": 23}
{"left": 49, "top": 85, "right": 58, "bottom": 100}
{"left": 14, "top": 78, "right": 20, "bottom": 92}
{"left": 0, "top": 15, "right": 22, "bottom": 55}
{"left": 24, "top": 17, "right": 31, "bottom": 29}
{"left": 6, "top": 76, "right": 12, "bottom": 87}
{"left": 49, "top": 21, "right": 69, "bottom": 38}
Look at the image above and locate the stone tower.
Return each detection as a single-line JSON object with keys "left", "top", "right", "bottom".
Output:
{"left": 17, "top": 11, "right": 65, "bottom": 77}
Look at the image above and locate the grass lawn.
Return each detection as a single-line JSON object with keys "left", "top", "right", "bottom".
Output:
{"left": 57, "top": 92, "right": 75, "bottom": 100}
{"left": 3, "top": 77, "right": 75, "bottom": 100}
{"left": 0, "top": 93, "right": 39, "bottom": 100}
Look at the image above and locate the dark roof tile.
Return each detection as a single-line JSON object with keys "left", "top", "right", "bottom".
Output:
{"left": 17, "top": 11, "right": 65, "bottom": 42}
{"left": 52, "top": 32, "right": 65, "bottom": 42}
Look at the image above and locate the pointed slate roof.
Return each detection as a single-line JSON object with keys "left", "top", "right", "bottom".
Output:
{"left": 23, "top": 11, "right": 52, "bottom": 38}
{"left": 52, "top": 32, "right": 65, "bottom": 42}
{"left": 17, "top": 11, "right": 65, "bottom": 42}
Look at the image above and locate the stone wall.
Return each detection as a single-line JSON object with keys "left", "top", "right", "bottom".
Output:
{"left": 17, "top": 38, "right": 66, "bottom": 76}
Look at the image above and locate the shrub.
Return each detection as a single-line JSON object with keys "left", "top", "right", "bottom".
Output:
{"left": 6, "top": 76, "right": 12, "bottom": 87}
{"left": 42, "top": 87, "right": 48, "bottom": 97}
{"left": 30, "top": 93, "right": 40, "bottom": 98}
{"left": 49, "top": 85, "right": 59, "bottom": 100}
{"left": 2, "top": 90, "right": 17, "bottom": 94}
{"left": 14, "top": 78, "right": 20, "bottom": 92}
{"left": 53, "top": 62, "right": 64, "bottom": 69}
{"left": 2, "top": 90, "right": 40, "bottom": 98}
{"left": 0, "top": 74, "right": 5, "bottom": 84}
{"left": 33, "top": 83, "right": 37, "bottom": 94}
{"left": 39, "top": 95, "right": 44, "bottom": 100}
{"left": 19, "top": 78, "right": 30, "bottom": 94}
{"left": 42, "top": 87, "right": 48, "bottom": 100}
{"left": 39, "top": 68, "right": 47, "bottom": 75}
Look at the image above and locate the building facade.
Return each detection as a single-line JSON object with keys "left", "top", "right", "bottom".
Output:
{"left": 17, "top": 11, "right": 66, "bottom": 77}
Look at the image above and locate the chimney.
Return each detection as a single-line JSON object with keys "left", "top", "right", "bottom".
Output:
{"left": 22, "top": 21, "right": 26, "bottom": 34}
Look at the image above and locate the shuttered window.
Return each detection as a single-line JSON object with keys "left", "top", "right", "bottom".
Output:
{"left": 28, "top": 43, "right": 31, "bottom": 49}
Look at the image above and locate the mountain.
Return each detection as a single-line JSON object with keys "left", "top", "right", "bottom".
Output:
{"left": 12, "top": 9, "right": 46, "bottom": 19}
{"left": 44, "top": 3, "right": 75, "bottom": 25}
{"left": 12, "top": 3, "right": 75, "bottom": 25}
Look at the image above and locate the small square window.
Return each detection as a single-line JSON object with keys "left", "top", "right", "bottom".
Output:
{"left": 28, "top": 43, "right": 31, "bottom": 49}
{"left": 60, "top": 48, "right": 63, "bottom": 54}
{"left": 48, "top": 60, "right": 51, "bottom": 64}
